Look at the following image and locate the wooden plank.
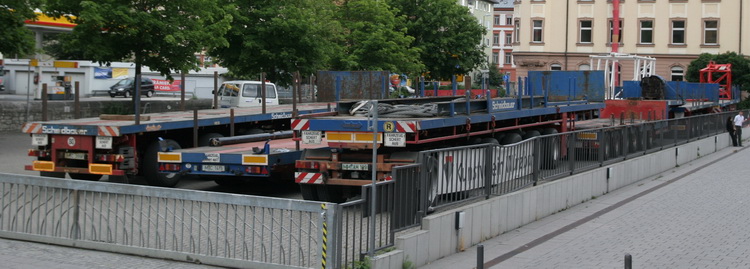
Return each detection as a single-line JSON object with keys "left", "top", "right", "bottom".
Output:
{"left": 99, "top": 114, "right": 151, "bottom": 121}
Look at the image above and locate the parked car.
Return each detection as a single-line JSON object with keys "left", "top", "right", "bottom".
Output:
{"left": 108, "top": 77, "right": 155, "bottom": 98}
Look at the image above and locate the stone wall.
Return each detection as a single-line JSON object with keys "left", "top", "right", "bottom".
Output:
{"left": 0, "top": 99, "right": 214, "bottom": 132}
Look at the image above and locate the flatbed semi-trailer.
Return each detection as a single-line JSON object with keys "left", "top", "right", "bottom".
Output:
{"left": 291, "top": 71, "right": 607, "bottom": 202}
{"left": 22, "top": 102, "right": 334, "bottom": 186}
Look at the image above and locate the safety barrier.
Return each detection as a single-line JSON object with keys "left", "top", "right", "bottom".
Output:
{"left": 0, "top": 173, "right": 334, "bottom": 269}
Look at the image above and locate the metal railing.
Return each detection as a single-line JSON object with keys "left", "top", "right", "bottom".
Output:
{"left": 0, "top": 173, "right": 331, "bottom": 269}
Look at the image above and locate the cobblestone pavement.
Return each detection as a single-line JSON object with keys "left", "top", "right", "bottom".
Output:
{"left": 424, "top": 145, "right": 749, "bottom": 269}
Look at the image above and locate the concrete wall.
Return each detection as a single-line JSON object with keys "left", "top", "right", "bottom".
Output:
{"left": 372, "top": 130, "right": 740, "bottom": 269}
{"left": 0, "top": 99, "right": 213, "bottom": 132}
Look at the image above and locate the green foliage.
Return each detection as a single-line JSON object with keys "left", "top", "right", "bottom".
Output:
{"left": 42, "top": 33, "right": 87, "bottom": 60}
{"left": 210, "top": 0, "right": 340, "bottom": 86}
{"left": 101, "top": 102, "right": 129, "bottom": 115}
{"left": 348, "top": 257, "right": 372, "bottom": 269}
{"left": 46, "top": 0, "right": 234, "bottom": 80}
{"left": 334, "top": 0, "right": 423, "bottom": 75}
{"left": 0, "top": 0, "right": 43, "bottom": 57}
{"left": 488, "top": 64, "right": 504, "bottom": 88}
{"left": 388, "top": 0, "right": 487, "bottom": 80}
{"left": 686, "top": 52, "right": 750, "bottom": 97}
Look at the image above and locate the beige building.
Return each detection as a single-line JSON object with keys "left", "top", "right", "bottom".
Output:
{"left": 512, "top": 0, "right": 749, "bottom": 84}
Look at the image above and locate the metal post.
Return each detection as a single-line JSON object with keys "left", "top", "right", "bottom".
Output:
{"left": 135, "top": 74, "right": 141, "bottom": 125}
{"left": 261, "top": 72, "right": 266, "bottom": 114}
{"left": 42, "top": 84, "right": 48, "bottom": 121}
{"left": 213, "top": 71, "right": 218, "bottom": 109}
{"left": 293, "top": 72, "right": 299, "bottom": 117}
{"left": 477, "top": 244, "right": 485, "bottom": 269}
{"left": 230, "top": 109, "right": 235, "bottom": 137}
{"left": 452, "top": 75, "right": 457, "bottom": 96}
{"left": 74, "top": 81, "right": 80, "bottom": 119}
{"left": 193, "top": 109, "right": 199, "bottom": 148}
{"left": 180, "top": 72, "right": 186, "bottom": 111}
{"left": 368, "top": 100, "right": 379, "bottom": 257}
{"left": 624, "top": 253, "right": 632, "bottom": 269}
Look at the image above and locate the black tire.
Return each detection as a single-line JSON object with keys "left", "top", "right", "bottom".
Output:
{"left": 108, "top": 175, "right": 133, "bottom": 184}
{"left": 198, "top": 133, "right": 224, "bottom": 147}
{"left": 299, "top": 184, "right": 319, "bottom": 201}
{"left": 145, "top": 90, "right": 154, "bottom": 98}
{"left": 109, "top": 94, "right": 116, "bottom": 98}
{"left": 500, "top": 133, "right": 523, "bottom": 145}
{"left": 317, "top": 185, "right": 347, "bottom": 203}
{"left": 522, "top": 130, "right": 541, "bottom": 140}
{"left": 40, "top": 172, "right": 65, "bottom": 178}
{"left": 123, "top": 91, "right": 131, "bottom": 98}
{"left": 143, "top": 139, "right": 182, "bottom": 187}
{"left": 481, "top": 137, "right": 499, "bottom": 145}
{"left": 540, "top": 128, "right": 560, "bottom": 169}
{"left": 69, "top": 173, "right": 103, "bottom": 181}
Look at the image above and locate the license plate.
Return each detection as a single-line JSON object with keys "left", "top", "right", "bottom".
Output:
{"left": 96, "top": 136, "right": 113, "bottom": 149}
{"left": 32, "top": 134, "right": 48, "bottom": 146}
{"left": 202, "top": 164, "right": 225, "bottom": 172}
{"left": 301, "top": 130, "right": 322, "bottom": 144}
{"left": 341, "top": 163, "right": 369, "bottom": 171}
{"left": 64, "top": 152, "right": 87, "bottom": 160}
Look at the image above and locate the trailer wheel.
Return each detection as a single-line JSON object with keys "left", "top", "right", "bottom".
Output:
{"left": 500, "top": 133, "right": 522, "bottom": 145}
{"left": 317, "top": 185, "right": 347, "bottom": 203}
{"left": 69, "top": 173, "right": 103, "bottom": 181}
{"left": 143, "top": 139, "right": 182, "bottom": 187}
{"left": 522, "top": 130, "right": 541, "bottom": 140}
{"left": 198, "top": 133, "right": 224, "bottom": 147}
{"left": 299, "top": 184, "right": 320, "bottom": 201}
{"left": 540, "top": 128, "right": 560, "bottom": 169}
{"left": 40, "top": 172, "right": 65, "bottom": 178}
{"left": 481, "top": 138, "right": 499, "bottom": 145}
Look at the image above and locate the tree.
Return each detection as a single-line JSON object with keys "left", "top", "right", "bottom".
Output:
{"left": 0, "top": 0, "right": 43, "bottom": 57}
{"left": 46, "top": 0, "right": 234, "bottom": 81}
{"left": 209, "top": 0, "right": 341, "bottom": 86}
{"left": 333, "top": 0, "right": 423, "bottom": 74}
{"left": 686, "top": 52, "right": 750, "bottom": 95}
{"left": 387, "top": 0, "right": 487, "bottom": 80}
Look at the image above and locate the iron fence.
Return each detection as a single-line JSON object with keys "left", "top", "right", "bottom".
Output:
{"left": 0, "top": 173, "right": 332, "bottom": 269}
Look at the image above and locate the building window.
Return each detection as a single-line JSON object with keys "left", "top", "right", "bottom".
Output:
{"left": 550, "top": 63, "right": 562, "bottom": 71}
{"left": 505, "top": 53, "right": 513, "bottom": 65}
{"left": 514, "top": 19, "right": 520, "bottom": 43}
{"left": 703, "top": 20, "right": 718, "bottom": 45}
{"left": 579, "top": 64, "right": 591, "bottom": 71}
{"left": 671, "top": 20, "right": 685, "bottom": 44}
{"left": 494, "top": 15, "right": 501, "bottom": 26}
{"left": 492, "top": 52, "right": 499, "bottom": 64}
{"left": 609, "top": 19, "right": 624, "bottom": 44}
{"left": 639, "top": 20, "right": 653, "bottom": 44}
{"left": 532, "top": 20, "right": 543, "bottom": 42}
{"left": 505, "top": 33, "right": 513, "bottom": 45}
{"left": 580, "top": 20, "right": 592, "bottom": 43}
{"left": 505, "top": 15, "right": 513, "bottom": 26}
{"left": 671, "top": 66, "right": 684, "bottom": 81}
{"left": 493, "top": 33, "right": 499, "bottom": 45}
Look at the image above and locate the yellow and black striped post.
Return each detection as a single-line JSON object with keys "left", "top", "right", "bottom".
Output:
{"left": 321, "top": 203, "right": 328, "bottom": 269}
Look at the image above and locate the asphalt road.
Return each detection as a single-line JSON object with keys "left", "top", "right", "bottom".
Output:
{"left": 0, "top": 131, "right": 303, "bottom": 199}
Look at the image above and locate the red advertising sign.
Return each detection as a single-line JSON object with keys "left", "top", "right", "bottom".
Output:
{"left": 152, "top": 79, "right": 183, "bottom": 92}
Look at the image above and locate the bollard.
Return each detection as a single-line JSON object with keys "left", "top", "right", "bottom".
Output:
{"left": 477, "top": 244, "right": 484, "bottom": 269}
{"left": 624, "top": 253, "right": 632, "bottom": 269}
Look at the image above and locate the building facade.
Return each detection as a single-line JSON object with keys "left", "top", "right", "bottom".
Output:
{"left": 492, "top": 1, "right": 517, "bottom": 82}
{"left": 512, "top": 0, "right": 749, "bottom": 83}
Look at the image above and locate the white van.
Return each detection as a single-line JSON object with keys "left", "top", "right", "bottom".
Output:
{"left": 218, "top": 80, "right": 279, "bottom": 108}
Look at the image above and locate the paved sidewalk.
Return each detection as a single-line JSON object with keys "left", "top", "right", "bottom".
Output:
{"left": 423, "top": 144, "right": 750, "bottom": 268}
